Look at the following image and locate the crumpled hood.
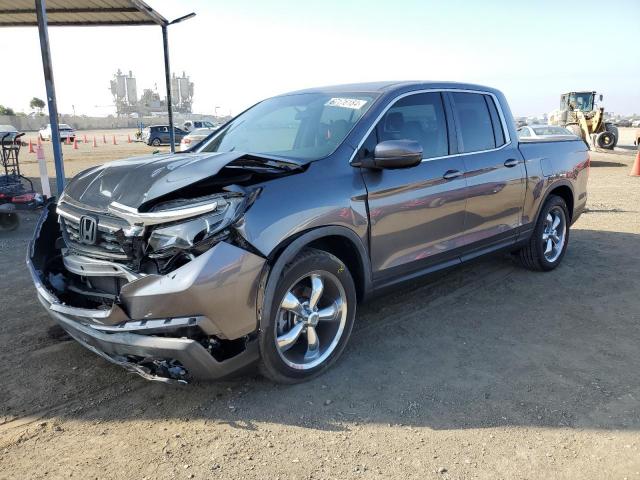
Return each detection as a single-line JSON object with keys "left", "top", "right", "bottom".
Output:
{"left": 63, "top": 151, "right": 260, "bottom": 211}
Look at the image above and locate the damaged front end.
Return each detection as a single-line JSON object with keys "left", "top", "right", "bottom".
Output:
{"left": 27, "top": 154, "right": 299, "bottom": 383}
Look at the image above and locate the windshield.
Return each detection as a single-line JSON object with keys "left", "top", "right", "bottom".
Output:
{"left": 190, "top": 128, "right": 212, "bottom": 136}
{"left": 532, "top": 126, "right": 572, "bottom": 135}
{"left": 197, "top": 92, "right": 377, "bottom": 161}
{"left": 568, "top": 93, "right": 594, "bottom": 112}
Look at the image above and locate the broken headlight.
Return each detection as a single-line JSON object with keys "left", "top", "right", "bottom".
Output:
{"left": 147, "top": 195, "right": 244, "bottom": 256}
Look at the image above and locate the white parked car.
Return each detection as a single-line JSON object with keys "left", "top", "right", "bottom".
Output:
{"left": 0, "top": 124, "right": 19, "bottom": 143}
{"left": 39, "top": 123, "right": 75, "bottom": 142}
{"left": 182, "top": 120, "right": 218, "bottom": 132}
{"left": 179, "top": 127, "right": 216, "bottom": 151}
{"left": 518, "top": 125, "right": 577, "bottom": 140}
{"left": 631, "top": 120, "right": 640, "bottom": 128}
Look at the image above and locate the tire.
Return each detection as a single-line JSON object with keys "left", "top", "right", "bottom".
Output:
{"left": 0, "top": 212, "right": 19, "bottom": 231}
{"left": 605, "top": 124, "right": 619, "bottom": 147}
{"left": 151, "top": 138, "right": 161, "bottom": 146}
{"left": 596, "top": 131, "right": 615, "bottom": 149}
{"left": 517, "top": 195, "right": 570, "bottom": 271}
{"left": 258, "top": 248, "right": 357, "bottom": 384}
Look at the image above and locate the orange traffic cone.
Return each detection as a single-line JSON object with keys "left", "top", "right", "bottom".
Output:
{"left": 73, "top": 137, "right": 78, "bottom": 150}
{"left": 93, "top": 136, "right": 98, "bottom": 147}
{"left": 127, "top": 134, "right": 132, "bottom": 144}
{"left": 28, "top": 139, "right": 35, "bottom": 153}
{"left": 631, "top": 149, "right": 640, "bottom": 177}
{"left": 112, "top": 135, "right": 117, "bottom": 145}
{"left": 83, "top": 134, "right": 88, "bottom": 143}
{"left": 37, "top": 136, "right": 42, "bottom": 146}
{"left": 103, "top": 134, "right": 107, "bottom": 144}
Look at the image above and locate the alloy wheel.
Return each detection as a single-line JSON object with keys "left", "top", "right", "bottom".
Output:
{"left": 542, "top": 206, "right": 566, "bottom": 263}
{"left": 274, "top": 271, "right": 347, "bottom": 370}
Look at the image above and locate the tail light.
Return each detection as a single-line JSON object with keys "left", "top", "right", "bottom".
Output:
{"left": 183, "top": 138, "right": 191, "bottom": 145}
{"left": 12, "top": 193, "right": 37, "bottom": 203}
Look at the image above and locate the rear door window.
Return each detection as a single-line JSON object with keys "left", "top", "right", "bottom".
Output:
{"left": 450, "top": 92, "right": 496, "bottom": 153}
{"left": 376, "top": 92, "right": 448, "bottom": 159}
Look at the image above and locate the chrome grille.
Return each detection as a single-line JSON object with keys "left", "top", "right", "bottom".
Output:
{"left": 57, "top": 201, "right": 132, "bottom": 261}
{"left": 61, "top": 216, "right": 126, "bottom": 254}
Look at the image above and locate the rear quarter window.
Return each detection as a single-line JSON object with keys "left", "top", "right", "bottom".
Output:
{"left": 485, "top": 95, "right": 506, "bottom": 147}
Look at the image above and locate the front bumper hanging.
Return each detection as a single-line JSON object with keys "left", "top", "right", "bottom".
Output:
{"left": 28, "top": 203, "right": 266, "bottom": 383}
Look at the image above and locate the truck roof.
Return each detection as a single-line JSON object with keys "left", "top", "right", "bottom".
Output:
{"left": 282, "top": 81, "right": 500, "bottom": 96}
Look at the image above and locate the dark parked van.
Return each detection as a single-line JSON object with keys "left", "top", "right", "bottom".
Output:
{"left": 142, "top": 125, "right": 188, "bottom": 146}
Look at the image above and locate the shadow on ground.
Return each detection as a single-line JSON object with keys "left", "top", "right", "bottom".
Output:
{"left": 1, "top": 213, "right": 639, "bottom": 434}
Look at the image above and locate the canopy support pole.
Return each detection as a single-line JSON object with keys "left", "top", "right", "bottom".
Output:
{"left": 161, "top": 24, "right": 175, "bottom": 153}
{"left": 35, "top": 0, "right": 65, "bottom": 195}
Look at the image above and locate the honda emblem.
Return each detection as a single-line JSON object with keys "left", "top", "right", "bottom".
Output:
{"left": 79, "top": 216, "right": 97, "bottom": 245}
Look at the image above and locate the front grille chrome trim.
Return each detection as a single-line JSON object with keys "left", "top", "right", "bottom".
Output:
{"left": 62, "top": 253, "right": 142, "bottom": 282}
{"left": 108, "top": 201, "right": 218, "bottom": 226}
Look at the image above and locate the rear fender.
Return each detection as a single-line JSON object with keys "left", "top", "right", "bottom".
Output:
{"left": 534, "top": 179, "right": 575, "bottom": 225}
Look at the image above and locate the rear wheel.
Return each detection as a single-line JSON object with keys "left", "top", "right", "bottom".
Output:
{"left": 596, "top": 131, "right": 615, "bottom": 149}
{"left": 605, "top": 124, "right": 619, "bottom": 147}
{"left": 517, "top": 195, "right": 569, "bottom": 271}
{"left": 259, "top": 248, "right": 356, "bottom": 383}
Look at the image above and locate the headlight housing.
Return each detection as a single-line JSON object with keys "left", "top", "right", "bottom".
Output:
{"left": 147, "top": 194, "right": 244, "bottom": 256}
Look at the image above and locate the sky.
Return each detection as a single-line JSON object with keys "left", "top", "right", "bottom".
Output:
{"left": 0, "top": 0, "right": 638, "bottom": 118}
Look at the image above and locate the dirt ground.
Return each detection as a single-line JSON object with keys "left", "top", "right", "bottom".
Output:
{"left": 0, "top": 139, "right": 639, "bottom": 479}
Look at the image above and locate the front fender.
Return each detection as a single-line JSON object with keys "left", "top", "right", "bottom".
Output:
{"left": 257, "top": 226, "right": 372, "bottom": 332}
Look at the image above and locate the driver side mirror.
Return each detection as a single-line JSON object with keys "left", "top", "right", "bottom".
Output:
{"left": 370, "top": 140, "right": 423, "bottom": 169}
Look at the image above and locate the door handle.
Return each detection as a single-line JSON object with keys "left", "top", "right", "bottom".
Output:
{"left": 442, "top": 169, "right": 463, "bottom": 180}
{"left": 504, "top": 158, "right": 520, "bottom": 168}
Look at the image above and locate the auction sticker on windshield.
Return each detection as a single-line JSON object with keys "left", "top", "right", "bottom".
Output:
{"left": 325, "top": 98, "right": 368, "bottom": 109}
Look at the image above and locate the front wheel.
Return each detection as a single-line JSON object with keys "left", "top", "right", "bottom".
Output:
{"left": 151, "top": 138, "right": 161, "bottom": 146}
{"left": 517, "top": 195, "right": 570, "bottom": 271}
{"left": 259, "top": 248, "right": 356, "bottom": 383}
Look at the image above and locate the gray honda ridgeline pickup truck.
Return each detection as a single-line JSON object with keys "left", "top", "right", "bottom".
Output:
{"left": 28, "top": 82, "right": 589, "bottom": 384}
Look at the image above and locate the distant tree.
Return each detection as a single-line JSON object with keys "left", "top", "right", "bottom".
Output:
{"left": 0, "top": 105, "right": 15, "bottom": 116}
{"left": 30, "top": 97, "right": 46, "bottom": 115}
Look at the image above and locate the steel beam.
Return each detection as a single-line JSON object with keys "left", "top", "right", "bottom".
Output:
{"left": 1, "top": 8, "right": 140, "bottom": 14}
{"left": 35, "top": 0, "right": 65, "bottom": 195}
{"left": 161, "top": 24, "right": 175, "bottom": 153}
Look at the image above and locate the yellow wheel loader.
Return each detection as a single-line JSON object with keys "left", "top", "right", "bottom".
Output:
{"left": 548, "top": 91, "right": 617, "bottom": 150}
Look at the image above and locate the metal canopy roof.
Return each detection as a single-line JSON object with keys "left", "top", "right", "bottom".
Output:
{"left": 0, "top": 0, "right": 190, "bottom": 195}
{"left": 0, "top": 0, "right": 167, "bottom": 27}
